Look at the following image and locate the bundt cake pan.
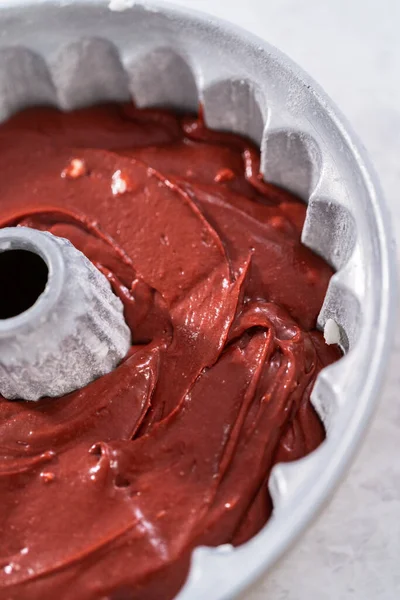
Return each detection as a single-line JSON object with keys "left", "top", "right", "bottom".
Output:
{"left": 0, "top": 1, "right": 396, "bottom": 599}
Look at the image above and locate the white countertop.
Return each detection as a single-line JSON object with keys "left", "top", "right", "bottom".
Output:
{"left": 173, "top": 1, "right": 400, "bottom": 598}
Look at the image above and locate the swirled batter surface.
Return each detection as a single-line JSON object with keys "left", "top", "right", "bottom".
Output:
{"left": 0, "top": 105, "right": 340, "bottom": 600}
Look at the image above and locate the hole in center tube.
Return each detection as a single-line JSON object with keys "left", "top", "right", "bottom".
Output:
{"left": 0, "top": 250, "right": 49, "bottom": 319}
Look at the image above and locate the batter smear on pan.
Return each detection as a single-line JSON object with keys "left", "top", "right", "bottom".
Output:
{"left": 0, "top": 104, "right": 340, "bottom": 600}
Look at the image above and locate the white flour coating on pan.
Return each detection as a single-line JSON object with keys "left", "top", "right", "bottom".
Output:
{"left": 108, "top": 0, "right": 136, "bottom": 11}
{"left": 324, "top": 318, "right": 341, "bottom": 345}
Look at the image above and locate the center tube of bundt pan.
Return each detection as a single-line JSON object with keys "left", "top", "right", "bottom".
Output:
{"left": 0, "top": 227, "right": 131, "bottom": 401}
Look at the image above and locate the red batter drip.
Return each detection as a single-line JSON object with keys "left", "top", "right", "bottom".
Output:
{"left": 0, "top": 104, "right": 340, "bottom": 600}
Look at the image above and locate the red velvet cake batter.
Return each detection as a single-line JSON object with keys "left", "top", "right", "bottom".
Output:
{"left": 0, "top": 104, "right": 340, "bottom": 600}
